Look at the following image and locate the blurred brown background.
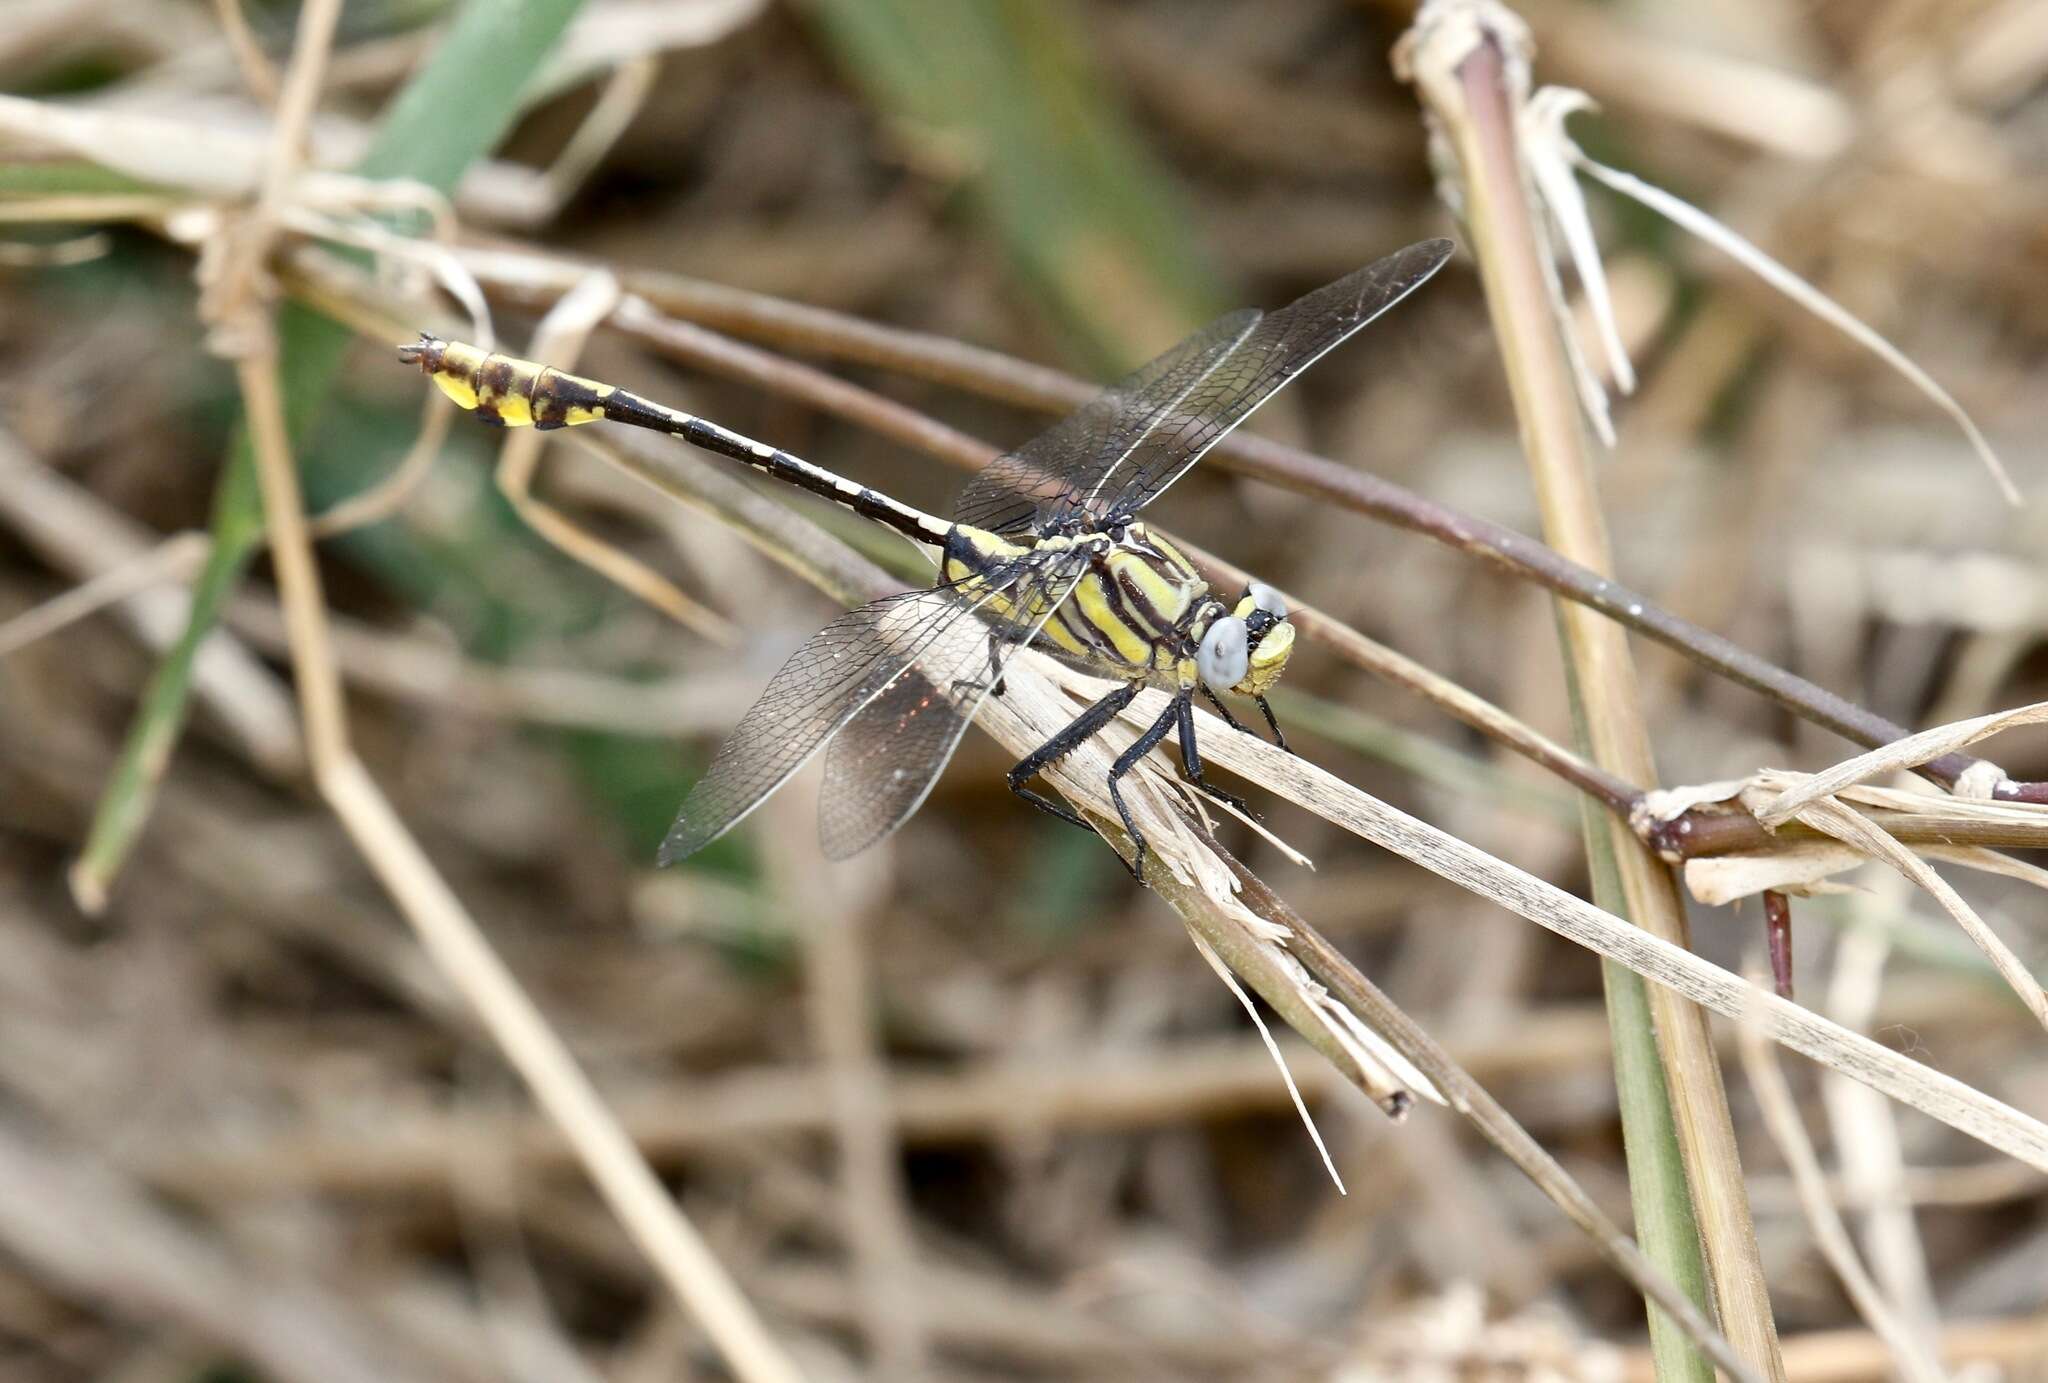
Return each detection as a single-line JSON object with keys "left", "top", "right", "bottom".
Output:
{"left": 1, "top": 0, "right": 2045, "bottom": 1379}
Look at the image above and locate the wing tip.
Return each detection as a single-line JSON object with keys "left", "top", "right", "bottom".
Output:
{"left": 656, "top": 818, "right": 702, "bottom": 868}
{"left": 1402, "top": 237, "right": 1458, "bottom": 281}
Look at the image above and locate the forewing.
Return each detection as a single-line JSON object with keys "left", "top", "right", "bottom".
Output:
{"left": 950, "top": 310, "right": 1260, "bottom": 535}
{"left": 1089, "top": 238, "right": 1453, "bottom": 521}
{"left": 817, "top": 556, "right": 1088, "bottom": 858}
{"left": 954, "top": 239, "right": 1452, "bottom": 537}
{"left": 659, "top": 582, "right": 1010, "bottom": 865}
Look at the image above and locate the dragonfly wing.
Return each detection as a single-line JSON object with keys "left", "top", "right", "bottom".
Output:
{"left": 951, "top": 239, "right": 1452, "bottom": 537}
{"left": 660, "top": 580, "right": 1016, "bottom": 865}
{"left": 950, "top": 310, "right": 1260, "bottom": 535}
{"left": 817, "top": 557, "right": 1089, "bottom": 858}
{"left": 1090, "top": 238, "right": 1453, "bottom": 522}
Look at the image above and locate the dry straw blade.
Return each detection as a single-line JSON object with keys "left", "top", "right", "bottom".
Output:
{"left": 1119, "top": 689, "right": 2048, "bottom": 1173}
{"left": 1757, "top": 701, "right": 2048, "bottom": 829}
{"left": 1648, "top": 702, "right": 2048, "bottom": 1027}
{"left": 1736, "top": 1012, "right": 1950, "bottom": 1383}
{"left": 1506, "top": 67, "right": 2019, "bottom": 505}
{"left": 1771, "top": 794, "right": 2048, "bottom": 1031}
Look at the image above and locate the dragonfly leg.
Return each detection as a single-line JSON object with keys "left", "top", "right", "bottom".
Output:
{"left": 984, "top": 630, "right": 1008, "bottom": 698}
{"left": 951, "top": 630, "right": 1013, "bottom": 701}
{"left": 1201, "top": 686, "right": 1250, "bottom": 734}
{"left": 1107, "top": 695, "right": 1183, "bottom": 882}
{"left": 1006, "top": 682, "right": 1139, "bottom": 833}
{"left": 1255, "top": 694, "right": 1291, "bottom": 754}
{"left": 1174, "top": 691, "right": 1250, "bottom": 816}
{"left": 950, "top": 631, "right": 1014, "bottom": 701}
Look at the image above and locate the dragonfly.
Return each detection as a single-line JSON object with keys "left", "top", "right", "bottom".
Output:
{"left": 399, "top": 237, "right": 1452, "bottom": 876}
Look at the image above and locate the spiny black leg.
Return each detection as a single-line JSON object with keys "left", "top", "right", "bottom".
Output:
{"left": 1006, "top": 683, "right": 1139, "bottom": 832}
{"left": 1204, "top": 685, "right": 1283, "bottom": 760}
{"left": 1107, "top": 696, "right": 1182, "bottom": 882}
{"left": 1201, "top": 686, "right": 1250, "bottom": 734}
{"left": 1174, "top": 691, "right": 1249, "bottom": 815}
{"left": 1255, "top": 694, "right": 1291, "bottom": 754}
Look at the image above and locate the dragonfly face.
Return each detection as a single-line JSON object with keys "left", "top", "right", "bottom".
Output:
{"left": 1226, "top": 582, "right": 1294, "bottom": 698}
{"left": 401, "top": 237, "right": 1454, "bottom": 876}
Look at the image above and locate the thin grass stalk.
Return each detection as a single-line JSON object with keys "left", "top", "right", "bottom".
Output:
{"left": 194, "top": 2, "right": 800, "bottom": 1375}
{"left": 70, "top": 0, "right": 587, "bottom": 904}
{"left": 1403, "top": 8, "right": 1782, "bottom": 1377}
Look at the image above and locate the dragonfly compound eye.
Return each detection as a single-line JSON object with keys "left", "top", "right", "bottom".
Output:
{"left": 1198, "top": 616, "right": 1250, "bottom": 689}
{"left": 1247, "top": 581, "right": 1288, "bottom": 618}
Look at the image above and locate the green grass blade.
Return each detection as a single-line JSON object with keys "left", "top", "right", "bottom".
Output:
{"left": 1562, "top": 634, "right": 1715, "bottom": 1383}
{"left": 0, "top": 161, "right": 165, "bottom": 197}
{"left": 802, "top": 0, "right": 1220, "bottom": 368}
{"left": 67, "top": 447, "right": 262, "bottom": 911}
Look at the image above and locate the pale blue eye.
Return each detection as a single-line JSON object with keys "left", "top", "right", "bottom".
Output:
{"left": 1198, "top": 617, "right": 1249, "bottom": 688}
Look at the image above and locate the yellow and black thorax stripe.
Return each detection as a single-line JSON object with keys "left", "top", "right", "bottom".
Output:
{"left": 942, "top": 522, "right": 1216, "bottom": 685}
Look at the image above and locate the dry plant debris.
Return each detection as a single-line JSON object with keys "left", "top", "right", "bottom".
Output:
{"left": 1, "top": 0, "right": 2046, "bottom": 1380}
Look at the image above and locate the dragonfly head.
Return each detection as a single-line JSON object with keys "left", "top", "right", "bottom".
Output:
{"left": 1197, "top": 583, "right": 1294, "bottom": 697}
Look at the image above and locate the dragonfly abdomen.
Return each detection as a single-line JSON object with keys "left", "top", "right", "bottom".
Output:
{"left": 400, "top": 334, "right": 953, "bottom": 546}
{"left": 398, "top": 335, "right": 618, "bottom": 430}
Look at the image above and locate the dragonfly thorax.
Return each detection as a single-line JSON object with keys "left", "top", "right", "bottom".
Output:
{"left": 939, "top": 521, "right": 1292, "bottom": 699}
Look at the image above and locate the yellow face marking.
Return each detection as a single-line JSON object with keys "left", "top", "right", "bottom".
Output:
{"left": 1239, "top": 624, "right": 1293, "bottom": 694}
{"left": 1227, "top": 594, "right": 1295, "bottom": 695}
